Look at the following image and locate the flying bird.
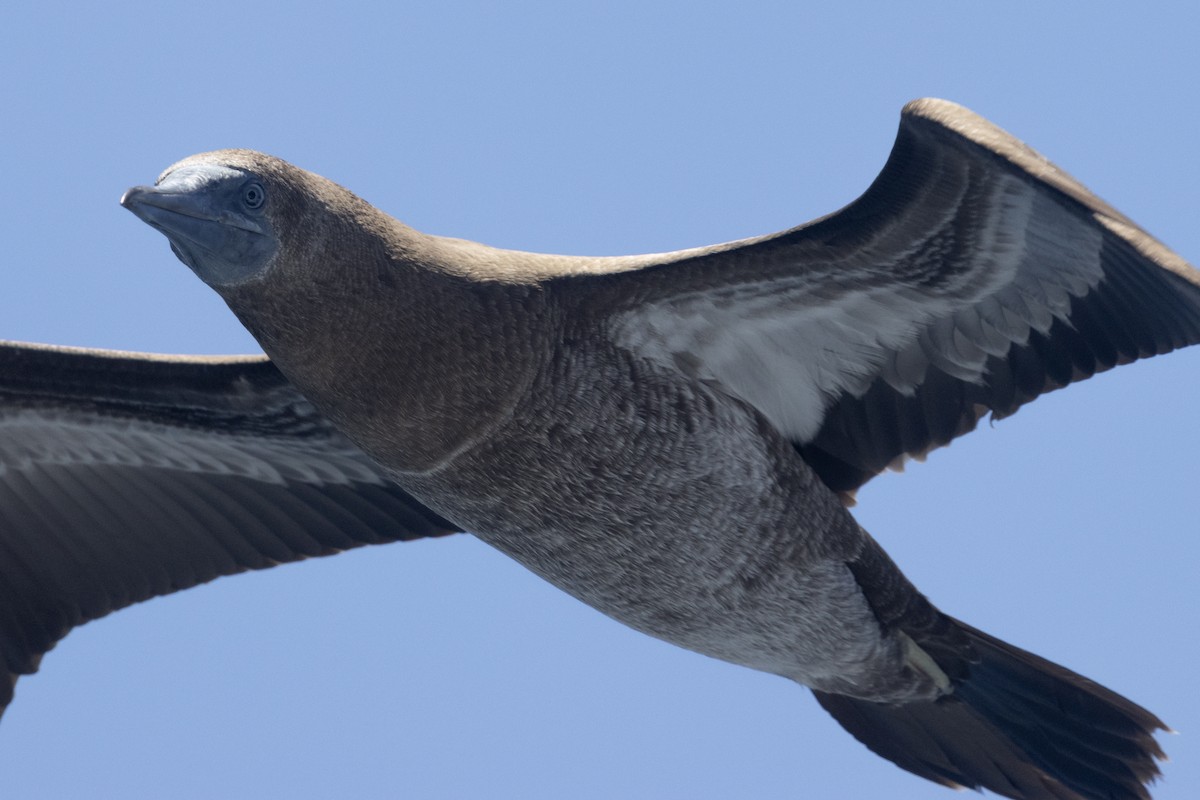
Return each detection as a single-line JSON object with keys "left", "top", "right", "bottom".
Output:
{"left": 1, "top": 98, "right": 1196, "bottom": 800}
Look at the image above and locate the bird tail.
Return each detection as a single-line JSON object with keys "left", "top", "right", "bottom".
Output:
{"left": 812, "top": 618, "right": 1167, "bottom": 800}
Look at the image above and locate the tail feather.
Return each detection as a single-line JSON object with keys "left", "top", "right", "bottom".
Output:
{"left": 814, "top": 618, "right": 1166, "bottom": 800}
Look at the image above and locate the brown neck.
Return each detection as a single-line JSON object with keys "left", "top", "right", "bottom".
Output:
{"left": 221, "top": 220, "right": 555, "bottom": 473}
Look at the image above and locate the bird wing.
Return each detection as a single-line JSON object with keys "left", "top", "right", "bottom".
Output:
{"left": 606, "top": 98, "right": 1200, "bottom": 495}
{"left": 0, "top": 340, "right": 458, "bottom": 715}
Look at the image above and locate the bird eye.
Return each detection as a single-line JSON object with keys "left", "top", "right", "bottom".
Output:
{"left": 241, "top": 182, "right": 266, "bottom": 210}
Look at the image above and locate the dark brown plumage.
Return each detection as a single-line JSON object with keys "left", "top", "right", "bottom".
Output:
{"left": 2, "top": 99, "right": 1196, "bottom": 799}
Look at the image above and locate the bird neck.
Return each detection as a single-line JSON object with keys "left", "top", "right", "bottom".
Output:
{"left": 220, "top": 223, "right": 555, "bottom": 474}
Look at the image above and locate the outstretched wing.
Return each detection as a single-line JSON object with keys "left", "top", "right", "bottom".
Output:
{"left": 0, "top": 341, "right": 458, "bottom": 715}
{"left": 608, "top": 98, "right": 1200, "bottom": 495}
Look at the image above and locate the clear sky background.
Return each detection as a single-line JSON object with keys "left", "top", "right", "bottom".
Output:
{"left": 1, "top": 3, "right": 1197, "bottom": 799}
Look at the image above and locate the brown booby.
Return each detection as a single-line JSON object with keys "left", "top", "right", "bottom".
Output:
{"left": 2, "top": 99, "right": 1196, "bottom": 800}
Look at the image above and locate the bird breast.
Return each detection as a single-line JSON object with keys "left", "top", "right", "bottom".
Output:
{"left": 397, "top": 340, "right": 898, "bottom": 685}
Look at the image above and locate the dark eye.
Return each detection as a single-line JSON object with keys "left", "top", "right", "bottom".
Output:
{"left": 241, "top": 182, "right": 266, "bottom": 210}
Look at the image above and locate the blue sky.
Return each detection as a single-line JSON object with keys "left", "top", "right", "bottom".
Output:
{"left": 1, "top": 3, "right": 1197, "bottom": 798}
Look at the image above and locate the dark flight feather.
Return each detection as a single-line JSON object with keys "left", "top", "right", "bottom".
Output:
{"left": 0, "top": 341, "right": 458, "bottom": 714}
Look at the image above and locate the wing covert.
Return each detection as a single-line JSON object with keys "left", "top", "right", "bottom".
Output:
{"left": 607, "top": 99, "right": 1200, "bottom": 494}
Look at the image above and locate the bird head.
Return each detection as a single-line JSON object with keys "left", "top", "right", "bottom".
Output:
{"left": 120, "top": 150, "right": 299, "bottom": 288}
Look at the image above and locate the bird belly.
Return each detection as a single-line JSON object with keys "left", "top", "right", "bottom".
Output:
{"left": 396, "top": 346, "right": 906, "bottom": 692}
